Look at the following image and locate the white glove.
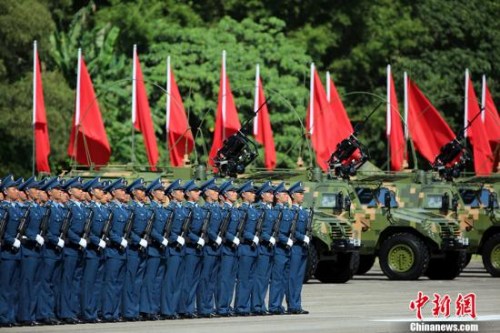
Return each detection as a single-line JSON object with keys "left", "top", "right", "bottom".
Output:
{"left": 215, "top": 236, "right": 222, "bottom": 246}
{"left": 269, "top": 236, "right": 276, "bottom": 246}
{"left": 197, "top": 238, "right": 205, "bottom": 247}
{"left": 286, "top": 238, "right": 294, "bottom": 248}
{"left": 78, "top": 238, "right": 87, "bottom": 248}
{"left": 232, "top": 237, "right": 240, "bottom": 246}
{"left": 139, "top": 238, "right": 148, "bottom": 248}
{"left": 98, "top": 239, "right": 107, "bottom": 249}
{"left": 36, "top": 234, "right": 45, "bottom": 246}
{"left": 120, "top": 238, "right": 128, "bottom": 249}
{"left": 177, "top": 236, "right": 185, "bottom": 246}
{"left": 253, "top": 235, "right": 260, "bottom": 245}
{"left": 303, "top": 235, "right": 310, "bottom": 244}
{"left": 161, "top": 238, "right": 169, "bottom": 247}
{"left": 57, "top": 238, "right": 65, "bottom": 248}
{"left": 13, "top": 238, "right": 21, "bottom": 249}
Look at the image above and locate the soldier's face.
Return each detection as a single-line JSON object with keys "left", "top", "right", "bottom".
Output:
{"left": 92, "top": 188, "right": 105, "bottom": 202}
{"left": 39, "top": 191, "right": 48, "bottom": 203}
{"left": 242, "top": 191, "right": 256, "bottom": 203}
{"left": 4, "top": 187, "right": 18, "bottom": 200}
{"left": 206, "top": 189, "right": 219, "bottom": 202}
{"left": 49, "top": 188, "right": 61, "bottom": 201}
{"left": 171, "top": 189, "right": 184, "bottom": 202}
{"left": 261, "top": 191, "right": 274, "bottom": 203}
{"left": 275, "top": 192, "right": 289, "bottom": 204}
{"left": 27, "top": 188, "right": 39, "bottom": 200}
{"left": 17, "top": 190, "right": 28, "bottom": 201}
{"left": 133, "top": 189, "right": 147, "bottom": 202}
{"left": 152, "top": 189, "right": 165, "bottom": 202}
{"left": 292, "top": 192, "right": 304, "bottom": 204}
{"left": 187, "top": 189, "right": 201, "bottom": 202}
{"left": 69, "top": 188, "right": 84, "bottom": 200}
{"left": 113, "top": 188, "right": 127, "bottom": 202}
{"left": 225, "top": 190, "right": 238, "bottom": 203}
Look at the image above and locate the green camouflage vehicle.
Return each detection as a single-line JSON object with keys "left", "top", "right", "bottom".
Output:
{"left": 455, "top": 175, "right": 500, "bottom": 277}
{"left": 352, "top": 173, "right": 467, "bottom": 280}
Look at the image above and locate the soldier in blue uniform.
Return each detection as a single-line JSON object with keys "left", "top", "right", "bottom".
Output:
{"left": 178, "top": 180, "right": 206, "bottom": 318}
{"left": 36, "top": 178, "right": 65, "bottom": 325}
{"left": 251, "top": 181, "right": 276, "bottom": 315}
{"left": 234, "top": 181, "right": 260, "bottom": 316}
{"left": 286, "top": 181, "right": 310, "bottom": 315}
{"left": 123, "top": 178, "right": 152, "bottom": 321}
{"left": 80, "top": 178, "right": 109, "bottom": 322}
{"left": 17, "top": 178, "right": 45, "bottom": 325}
{"left": 197, "top": 178, "right": 222, "bottom": 318}
{"left": 58, "top": 177, "right": 88, "bottom": 324}
{"left": 0, "top": 176, "right": 23, "bottom": 327}
{"left": 139, "top": 178, "right": 169, "bottom": 320}
{"left": 268, "top": 182, "right": 294, "bottom": 315}
{"left": 101, "top": 178, "right": 130, "bottom": 322}
{"left": 160, "top": 179, "right": 186, "bottom": 320}
{"left": 217, "top": 180, "right": 241, "bottom": 316}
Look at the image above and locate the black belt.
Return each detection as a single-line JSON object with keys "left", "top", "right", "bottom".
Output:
{"left": 129, "top": 244, "right": 140, "bottom": 251}
{"left": 243, "top": 239, "right": 254, "bottom": 246}
{"left": 65, "top": 242, "right": 82, "bottom": 251}
{"left": 21, "top": 240, "right": 39, "bottom": 250}
{"left": 45, "top": 242, "right": 59, "bottom": 251}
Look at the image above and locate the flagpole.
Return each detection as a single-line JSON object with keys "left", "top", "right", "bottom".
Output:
{"left": 464, "top": 69, "right": 469, "bottom": 139}
{"left": 253, "top": 64, "right": 260, "bottom": 137}
{"left": 131, "top": 44, "right": 137, "bottom": 165}
{"left": 386, "top": 64, "right": 391, "bottom": 172}
{"left": 32, "top": 41, "right": 37, "bottom": 176}
{"left": 166, "top": 56, "right": 171, "bottom": 167}
{"left": 309, "top": 63, "right": 314, "bottom": 136}
{"left": 404, "top": 72, "right": 418, "bottom": 169}
{"left": 73, "top": 48, "right": 82, "bottom": 166}
{"left": 222, "top": 50, "right": 227, "bottom": 140}
{"left": 326, "top": 71, "right": 330, "bottom": 103}
{"left": 481, "top": 75, "right": 487, "bottom": 122}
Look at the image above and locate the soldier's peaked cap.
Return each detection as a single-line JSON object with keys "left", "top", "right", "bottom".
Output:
{"left": 183, "top": 180, "right": 200, "bottom": 193}
{"left": 83, "top": 177, "right": 105, "bottom": 192}
{"left": 199, "top": 178, "right": 219, "bottom": 192}
{"left": 238, "top": 180, "right": 257, "bottom": 194}
{"left": 40, "top": 177, "right": 63, "bottom": 191}
{"left": 165, "top": 179, "right": 182, "bottom": 194}
{"left": 256, "top": 181, "right": 274, "bottom": 196}
{"left": 0, "top": 175, "right": 22, "bottom": 191}
{"left": 273, "top": 182, "right": 287, "bottom": 194}
{"left": 18, "top": 176, "right": 37, "bottom": 191}
{"left": 219, "top": 180, "right": 238, "bottom": 194}
{"left": 288, "top": 181, "right": 305, "bottom": 195}
{"left": 62, "top": 177, "right": 84, "bottom": 190}
{"left": 146, "top": 177, "right": 164, "bottom": 195}
{"left": 126, "top": 178, "right": 146, "bottom": 193}
{"left": 105, "top": 178, "right": 128, "bottom": 192}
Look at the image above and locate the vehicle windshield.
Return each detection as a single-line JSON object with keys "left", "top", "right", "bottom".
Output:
{"left": 355, "top": 187, "right": 398, "bottom": 208}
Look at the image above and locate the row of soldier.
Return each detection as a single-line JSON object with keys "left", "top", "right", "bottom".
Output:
{"left": 0, "top": 174, "right": 312, "bottom": 327}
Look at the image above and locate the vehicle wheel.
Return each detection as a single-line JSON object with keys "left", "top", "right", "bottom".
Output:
{"left": 426, "top": 250, "right": 466, "bottom": 280}
{"left": 314, "top": 253, "right": 355, "bottom": 283}
{"left": 462, "top": 253, "right": 472, "bottom": 269}
{"left": 379, "top": 233, "right": 430, "bottom": 280}
{"left": 482, "top": 233, "right": 500, "bottom": 277}
{"left": 356, "top": 255, "right": 376, "bottom": 275}
{"left": 304, "top": 244, "right": 319, "bottom": 283}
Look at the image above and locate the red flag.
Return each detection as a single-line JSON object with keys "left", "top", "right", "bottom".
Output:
{"left": 386, "top": 65, "right": 405, "bottom": 171}
{"left": 482, "top": 76, "right": 500, "bottom": 169}
{"left": 166, "top": 56, "right": 194, "bottom": 167}
{"left": 33, "top": 41, "right": 50, "bottom": 173}
{"left": 465, "top": 72, "right": 494, "bottom": 175}
{"left": 132, "top": 45, "right": 158, "bottom": 171}
{"left": 406, "top": 76, "right": 455, "bottom": 163}
{"left": 306, "top": 64, "right": 332, "bottom": 171}
{"left": 68, "top": 49, "right": 111, "bottom": 166}
{"left": 208, "top": 51, "right": 241, "bottom": 166}
{"left": 253, "top": 65, "right": 276, "bottom": 170}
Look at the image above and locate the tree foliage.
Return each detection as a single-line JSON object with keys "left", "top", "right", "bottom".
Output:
{"left": 0, "top": 0, "right": 498, "bottom": 176}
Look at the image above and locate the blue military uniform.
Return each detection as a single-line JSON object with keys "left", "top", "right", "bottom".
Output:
{"left": 37, "top": 178, "right": 66, "bottom": 324}
{"left": 140, "top": 178, "right": 170, "bottom": 318}
{"left": 234, "top": 181, "right": 260, "bottom": 315}
{"left": 102, "top": 178, "right": 130, "bottom": 322}
{"left": 269, "top": 182, "right": 294, "bottom": 314}
{"left": 123, "top": 178, "right": 152, "bottom": 320}
{"left": 217, "top": 180, "right": 241, "bottom": 316}
{"left": 179, "top": 180, "right": 206, "bottom": 318}
{"left": 287, "top": 182, "right": 310, "bottom": 314}
{"left": 59, "top": 177, "right": 88, "bottom": 322}
{"left": 251, "top": 181, "right": 275, "bottom": 315}
{"left": 197, "top": 178, "right": 222, "bottom": 317}
{"left": 160, "top": 179, "right": 186, "bottom": 319}
{"left": 80, "top": 178, "right": 109, "bottom": 322}
{"left": 0, "top": 176, "right": 23, "bottom": 326}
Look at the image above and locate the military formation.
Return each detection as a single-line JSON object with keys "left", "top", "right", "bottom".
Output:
{"left": 0, "top": 174, "right": 311, "bottom": 327}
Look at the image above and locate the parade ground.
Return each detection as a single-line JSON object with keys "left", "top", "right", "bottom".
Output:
{"left": 5, "top": 257, "right": 499, "bottom": 333}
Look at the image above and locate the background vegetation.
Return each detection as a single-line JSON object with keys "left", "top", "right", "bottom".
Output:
{"left": 1, "top": 0, "right": 498, "bottom": 176}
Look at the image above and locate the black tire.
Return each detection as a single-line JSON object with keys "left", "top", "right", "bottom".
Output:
{"left": 304, "top": 244, "right": 319, "bottom": 283}
{"left": 426, "top": 250, "right": 467, "bottom": 280}
{"left": 356, "top": 254, "right": 376, "bottom": 275}
{"left": 482, "top": 233, "right": 500, "bottom": 277}
{"left": 314, "top": 253, "right": 355, "bottom": 283}
{"left": 462, "top": 253, "right": 472, "bottom": 269}
{"left": 379, "top": 233, "right": 430, "bottom": 280}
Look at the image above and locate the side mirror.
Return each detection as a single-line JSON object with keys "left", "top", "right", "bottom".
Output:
{"left": 384, "top": 192, "right": 392, "bottom": 208}
{"left": 441, "top": 192, "right": 450, "bottom": 213}
{"left": 489, "top": 192, "right": 498, "bottom": 210}
{"left": 335, "top": 191, "right": 344, "bottom": 214}
{"left": 452, "top": 196, "right": 459, "bottom": 214}
{"left": 344, "top": 195, "right": 351, "bottom": 216}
